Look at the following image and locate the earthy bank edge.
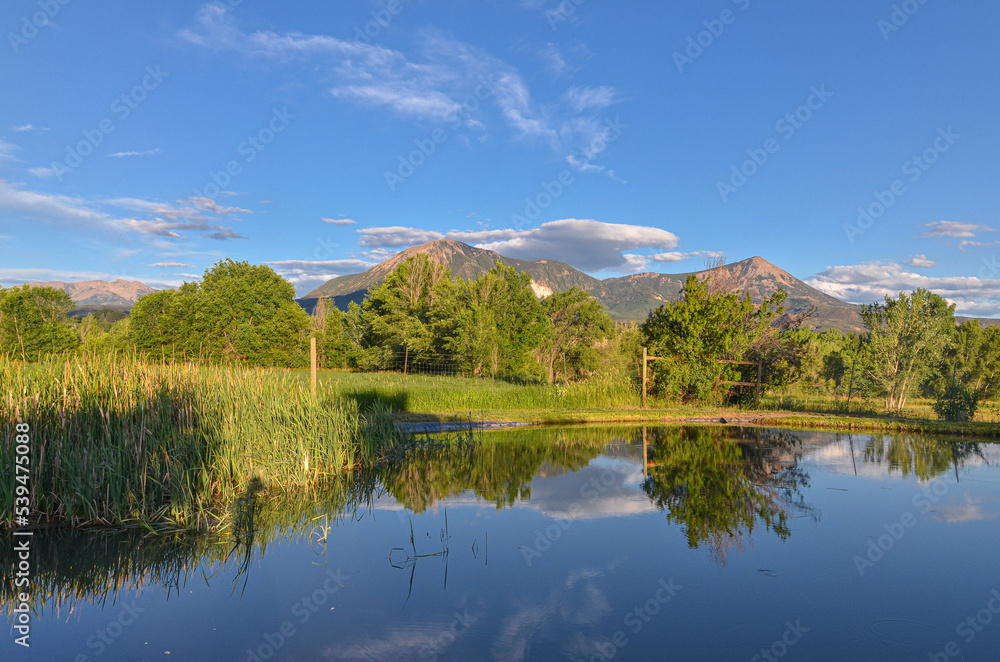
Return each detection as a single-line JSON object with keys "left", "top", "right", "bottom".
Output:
{"left": 392, "top": 410, "right": 1000, "bottom": 440}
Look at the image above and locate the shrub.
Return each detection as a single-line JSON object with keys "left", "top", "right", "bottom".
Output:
{"left": 933, "top": 384, "right": 979, "bottom": 422}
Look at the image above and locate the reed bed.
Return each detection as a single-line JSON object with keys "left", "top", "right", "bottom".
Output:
{"left": 0, "top": 353, "right": 407, "bottom": 529}
{"left": 312, "top": 369, "right": 643, "bottom": 414}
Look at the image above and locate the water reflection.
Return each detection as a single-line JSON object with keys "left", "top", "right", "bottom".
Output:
{"left": 1, "top": 426, "right": 993, "bottom": 617}
{"left": 641, "top": 427, "right": 816, "bottom": 565}
{"left": 378, "top": 427, "right": 611, "bottom": 513}
{"left": 859, "top": 433, "right": 987, "bottom": 480}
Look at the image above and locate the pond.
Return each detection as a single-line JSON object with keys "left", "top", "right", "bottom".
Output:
{"left": 4, "top": 425, "right": 1000, "bottom": 661}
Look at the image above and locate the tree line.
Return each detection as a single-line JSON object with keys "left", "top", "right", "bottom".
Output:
{"left": 2, "top": 256, "right": 996, "bottom": 418}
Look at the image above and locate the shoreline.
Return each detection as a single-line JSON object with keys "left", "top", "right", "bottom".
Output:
{"left": 392, "top": 409, "right": 1000, "bottom": 440}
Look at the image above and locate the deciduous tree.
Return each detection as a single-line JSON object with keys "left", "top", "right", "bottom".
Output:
{"left": 860, "top": 289, "right": 955, "bottom": 410}
{"left": 0, "top": 285, "right": 79, "bottom": 360}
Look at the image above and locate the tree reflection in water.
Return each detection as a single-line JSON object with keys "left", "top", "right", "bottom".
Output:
{"left": 859, "top": 433, "right": 985, "bottom": 481}
{"left": 4, "top": 426, "right": 986, "bottom": 612}
{"left": 378, "top": 427, "right": 615, "bottom": 513}
{"left": 641, "top": 427, "right": 817, "bottom": 565}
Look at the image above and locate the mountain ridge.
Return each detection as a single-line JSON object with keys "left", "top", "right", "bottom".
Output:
{"left": 301, "top": 239, "right": 865, "bottom": 332}
{"left": 25, "top": 279, "right": 155, "bottom": 308}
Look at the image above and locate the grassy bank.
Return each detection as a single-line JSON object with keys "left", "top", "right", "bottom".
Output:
{"left": 753, "top": 413, "right": 1000, "bottom": 438}
{"left": 308, "top": 369, "right": 643, "bottom": 414}
{"left": 0, "top": 354, "right": 408, "bottom": 529}
{"left": 299, "top": 369, "right": 1000, "bottom": 439}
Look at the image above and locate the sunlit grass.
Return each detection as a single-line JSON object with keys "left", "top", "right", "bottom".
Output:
{"left": 294, "top": 368, "right": 644, "bottom": 415}
{"left": 0, "top": 353, "right": 408, "bottom": 529}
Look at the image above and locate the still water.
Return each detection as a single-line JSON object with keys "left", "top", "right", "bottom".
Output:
{"left": 4, "top": 426, "right": 1000, "bottom": 661}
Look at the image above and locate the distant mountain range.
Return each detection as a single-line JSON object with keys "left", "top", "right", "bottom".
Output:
{"left": 27, "top": 279, "right": 155, "bottom": 308}
{"left": 301, "top": 239, "right": 866, "bottom": 332}
{"left": 24, "top": 246, "right": 995, "bottom": 333}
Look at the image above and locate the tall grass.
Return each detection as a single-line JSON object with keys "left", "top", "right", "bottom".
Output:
{"left": 309, "top": 369, "right": 643, "bottom": 415}
{"left": 0, "top": 353, "right": 407, "bottom": 529}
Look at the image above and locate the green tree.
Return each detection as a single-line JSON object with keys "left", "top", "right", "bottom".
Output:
{"left": 362, "top": 254, "right": 454, "bottom": 361}
{"left": 314, "top": 301, "right": 369, "bottom": 370}
{"left": 860, "top": 289, "right": 955, "bottom": 410}
{"left": 925, "top": 320, "right": 1000, "bottom": 401}
{"left": 640, "top": 275, "right": 786, "bottom": 403}
{"left": 536, "top": 287, "right": 613, "bottom": 383}
{"left": 0, "top": 285, "right": 79, "bottom": 360}
{"left": 198, "top": 260, "right": 311, "bottom": 366}
{"left": 129, "top": 287, "right": 199, "bottom": 357}
{"left": 130, "top": 260, "right": 311, "bottom": 366}
{"left": 446, "top": 263, "right": 549, "bottom": 379}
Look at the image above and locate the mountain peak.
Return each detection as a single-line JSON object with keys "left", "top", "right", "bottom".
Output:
{"left": 27, "top": 279, "right": 155, "bottom": 307}
{"left": 301, "top": 241, "right": 863, "bottom": 332}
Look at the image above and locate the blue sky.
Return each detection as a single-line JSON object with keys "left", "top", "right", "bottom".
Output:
{"left": 2, "top": 0, "right": 1000, "bottom": 314}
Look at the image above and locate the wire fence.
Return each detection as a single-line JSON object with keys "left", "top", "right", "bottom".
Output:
{"left": 348, "top": 350, "right": 559, "bottom": 385}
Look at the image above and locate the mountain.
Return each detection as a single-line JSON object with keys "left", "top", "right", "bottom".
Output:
{"left": 306, "top": 239, "right": 602, "bottom": 305}
{"left": 590, "top": 257, "right": 864, "bottom": 332}
{"left": 28, "top": 279, "right": 155, "bottom": 308}
{"left": 301, "top": 240, "right": 864, "bottom": 332}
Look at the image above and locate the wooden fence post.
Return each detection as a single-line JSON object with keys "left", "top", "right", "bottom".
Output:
{"left": 642, "top": 347, "right": 648, "bottom": 408}
{"left": 310, "top": 337, "right": 317, "bottom": 396}
{"left": 755, "top": 360, "right": 762, "bottom": 408}
{"left": 642, "top": 426, "right": 648, "bottom": 477}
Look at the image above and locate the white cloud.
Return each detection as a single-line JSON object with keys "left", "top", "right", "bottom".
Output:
{"left": 922, "top": 220, "right": 996, "bottom": 239}
{"left": 188, "top": 196, "right": 252, "bottom": 215}
{"left": 175, "top": 273, "right": 202, "bottom": 279}
{"left": 357, "top": 226, "right": 445, "bottom": 248}
{"left": 361, "top": 247, "right": 398, "bottom": 260}
{"left": 562, "top": 86, "right": 617, "bottom": 113}
{"left": 807, "top": 261, "right": 1000, "bottom": 317}
{"left": 532, "top": 41, "right": 593, "bottom": 79}
{"left": 0, "top": 139, "right": 19, "bottom": 163}
{"left": 0, "top": 180, "right": 109, "bottom": 227}
{"left": 108, "top": 149, "right": 161, "bottom": 158}
{"left": 28, "top": 166, "right": 59, "bottom": 178}
{"left": 0, "top": 267, "right": 182, "bottom": 290}
{"left": 903, "top": 254, "right": 937, "bottom": 268}
{"left": 322, "top": 217, "right": 357, "bottom": 226}
{"left": 10, "top": 124, "right": 35, "bottom": 132}
{"left": 540, "top": 42, "right": 571, "bottom": 77}
{"left": 266, "top": 259, "right": 374, "bottom": 274}
{"left": 652, "top": 250, "right": 725, "bottom": 263}
{"left": 355, "top": 220, "right": 682, "bottom": 273}
{"left": 465, "top": 219, "right": 679, "bottom": 273}
{"left": 0, "top": 181, "right": 247, "bottom": 242}
{"left": 265, "top": 258, "right": 376, "bottom": 294}
{"left": 148, "top": 261, "right": 194, "bottom": 268}
{"left": 179, "top": 6, "right": 620, "bottom": 173}
{"left": 180, "top": 6, "right": 466, "bottom": 122}
{"left": 446, "top": 228, "right": 519, "bottom": 243}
